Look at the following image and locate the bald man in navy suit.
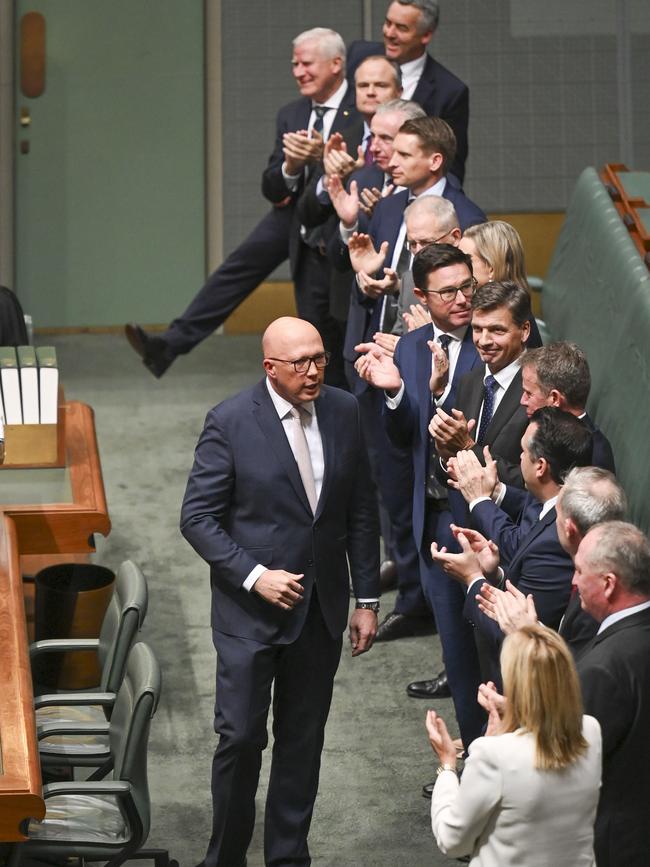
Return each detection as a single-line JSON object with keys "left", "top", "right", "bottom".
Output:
{"left": 182, "top": 317, "right": 379, "bottom": 867}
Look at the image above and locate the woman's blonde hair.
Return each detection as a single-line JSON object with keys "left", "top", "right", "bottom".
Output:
{"left": 464, "top": 220, "right": 529, "bottom": 289}
{"left": 500, "top": 624, "right": 588, "bottom": 770}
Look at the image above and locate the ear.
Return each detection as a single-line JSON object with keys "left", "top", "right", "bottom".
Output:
{"left": 429, "top": 151, "right": 443, "bottom": 175}
{"left": 536, "top": 455, "right": 548, "bottom": 480}
{"left": 331, "top": 55, "right": 343, "bottom": 76}
{"left": 449, "top": 228, "right": 462, "bottom": 243}
{"left": 547, "top": 388, "right": 563, "bottom": 408}
{"left": 263, "top": 359, "right": 276, "bottom": 378}
{"left": 419, "top": 28, "right": 434, "bottom": 49}
{"left": 603, "top": 571, "right": 618, "bottom": 600}
{"left": 413, "top": 287, "right": 427, "bottom": 304}
{"left": 565, "top": 517, "right": 580, "bottom": 545}
{"left": 521, "top": 318, "right": 531, "bottom": 343}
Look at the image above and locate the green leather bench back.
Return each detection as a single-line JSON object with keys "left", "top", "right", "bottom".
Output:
{"left": 543, "top": 167, "right": 650, "bottom": 531}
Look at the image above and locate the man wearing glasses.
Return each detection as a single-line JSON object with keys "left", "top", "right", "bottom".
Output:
{"left": 181, "top": 316, "right": 379, "bottom": 867}
{"left": 355, "top": 243, "right": 485, "bottom": 757}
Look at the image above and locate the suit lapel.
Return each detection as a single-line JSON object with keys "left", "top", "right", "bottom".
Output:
{"left": 415, "top": 325, "right": 435, "bottom": 439}
{"left": 330, "top": 87, "right": 358, "bottom": 136}
{"left": 463, "top": 367, "right": 486, "bottom": 423}
{"left": 374, "top": 190, "right": 409, "bottom": 264}
{"left": 484, "top": 369, "right": 523, "bottom": 441}
{"left": 442, "top": 328, "right": 478, "bottom": 413}
{"left": 411, "top": 54, "right": 435, "bottom": 106}
{"left": 313, "top": 390, "right": 335, "bottom": 518}
{"left": 508, "top": 506, "right": 556, "bottom": 576}
{"left": 252, "top": 382, "right": 313, "bottom": 516}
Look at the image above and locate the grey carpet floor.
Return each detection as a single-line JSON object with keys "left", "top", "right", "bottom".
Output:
{"left": 50, "top": 331, "right": 459, "bottom": 867}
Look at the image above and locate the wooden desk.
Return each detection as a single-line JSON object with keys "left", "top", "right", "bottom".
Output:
{"left": 0, "top": 401, "right": 111, "bottom": 841}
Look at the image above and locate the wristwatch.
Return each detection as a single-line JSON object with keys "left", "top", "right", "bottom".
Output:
{"left": 436, "top": 763, "right": 457, "bottom": 777}
{"left": 355, "top": 601, "right": 380, "bottom": 613}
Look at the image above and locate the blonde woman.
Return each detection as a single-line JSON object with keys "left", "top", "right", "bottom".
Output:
{"left": 426, "top": 625, "right": 601, "bottom": 866}
{"left": 459, "top": 220, "right": 529, "bottom": 288}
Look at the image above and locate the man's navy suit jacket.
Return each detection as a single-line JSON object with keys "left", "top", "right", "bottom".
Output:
{"left": 261, "top": 88, "right": 361, "bottom": 279}
{"left": 180, "top": 380, "right": 380, "bottom": 645}
{"left": 583, "top": 412, "right": 616, "bottom": 473}
{"left": 577, "top": 607, "right": 650, "bottom": 867}
{"left": 463, "top": 489, "right": 575, "bottom": 646}
{"left": 346, "top": 41, "right": 469, "bottom": 182}
{"left": 384, "top": 323, "right": 480, "bottom": 549}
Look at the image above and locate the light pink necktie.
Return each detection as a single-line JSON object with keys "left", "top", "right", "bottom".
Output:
{"left": 289, "top": 406, "right": 318, "bottom": 513}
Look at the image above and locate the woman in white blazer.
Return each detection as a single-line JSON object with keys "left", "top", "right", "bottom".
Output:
{"left": 426, "top": 624, "right": 602, "bottom": 867}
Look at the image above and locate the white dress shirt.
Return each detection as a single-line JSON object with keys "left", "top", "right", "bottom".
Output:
{"left": 385, "top": 323, "right": 468, "bottom": 410}
{"left": 474, "top": 355, "right": 523, "bottom": 434}
{"left": 399, "top": 53, "right": 427, "bottom": 100}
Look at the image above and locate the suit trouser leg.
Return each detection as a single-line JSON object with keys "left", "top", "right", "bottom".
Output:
{"left": 292, "top": 246, "right": 346, "bottom": 389}
{"left": 419, "top": 502, "right": 485, "bottom": 748}
{"left": 162, "top": 207, "right": 292, "bottom": 357}
{"left": 204, "top": 630, "right": 277, "bottom": 867}
{"left": 264, "top": 593, "right": 342, "bottom": 867}
{"left": 356, "top": 389, "right": 429, "bottom": 617}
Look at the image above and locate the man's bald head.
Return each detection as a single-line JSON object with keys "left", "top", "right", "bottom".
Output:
{"left": 262, "top": 318, "right": 326, "bottom": 405}
{"left": 262, "top": 317, "right": 321, "bottom": 357}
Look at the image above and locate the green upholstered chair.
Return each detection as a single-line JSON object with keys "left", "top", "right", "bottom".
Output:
{"left": 31, "top": 560, "right": 148, "bottom": 774}
{"left": 10, "top": 642, "right": 176, "bottom": 867}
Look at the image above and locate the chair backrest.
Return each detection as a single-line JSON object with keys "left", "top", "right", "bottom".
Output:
{"left": 109, "top": 642, "right": 162, "bottom": 844}
{"left": 98, "top": 560, "right": 148, "bottom": 693}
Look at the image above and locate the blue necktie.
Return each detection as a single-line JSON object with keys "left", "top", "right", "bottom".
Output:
{"left": 476, "top": 375, "right": 499, "bottom": 445}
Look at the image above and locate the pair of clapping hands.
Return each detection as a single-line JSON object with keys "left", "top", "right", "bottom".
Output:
{"left": 425, "top": 678, "right": 507, "bottom": 765}
{"left": 323, "top": 131, "right": 394, "bottom": 222}
{"left": 431, "top": 525, "right": 538, "bottom": 632}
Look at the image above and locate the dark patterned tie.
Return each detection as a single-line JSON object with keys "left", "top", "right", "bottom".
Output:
{"left": 476, "top": 375, "right": 499, "bottom": 445}
{"left": 364, "top": 133, "right": 374, "bottom": 166}
{"left": 312, "top": 104, "right": 328, "bottom": 135}
{"left": 427, "top": 334, "right": 453, "bottom": 499}
{"left": 438, "top": 333, "right": 452, "bottom": 357}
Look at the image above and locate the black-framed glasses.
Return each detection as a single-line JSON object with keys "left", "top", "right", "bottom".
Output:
{"left": 267, "top": 352, "right": 331, "bottom": 374}
{"left": 421, "top": 277, "right": 477, "bottom": 303}
{"left": 407, "top": 231, "right": 452, "bottom": 253}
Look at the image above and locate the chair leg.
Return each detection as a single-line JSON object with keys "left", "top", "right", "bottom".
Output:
{"left": 126, "top": 848, "right": 177, "bottom": 867}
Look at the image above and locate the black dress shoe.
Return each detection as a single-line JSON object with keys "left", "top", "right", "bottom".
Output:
{"left": 125, "top": 323, "right": 176, "bottom": 378}
{"left": 407, "top": 669, "right": 452, "bottom": 698}
{"left": 379, "top": 559, "right": 398, "bottom": 592}
{"left": 422, "top": 780, "right": 435, "bottom": 799}
{"left": 375, "top": 611, "right": 435, "bottom": 642}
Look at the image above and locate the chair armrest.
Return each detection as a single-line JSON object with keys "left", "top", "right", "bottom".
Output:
{"left": 43, "top": 780, "right": 130, "bottom": 798}
{"left": 34, "top": 691, "right": 115, "bottom": 710}
{"left": 37, "top": 721, "right": 110, "bottom": 740}
{"left": 30, "top": 638, "right": 100, "bottom": 660}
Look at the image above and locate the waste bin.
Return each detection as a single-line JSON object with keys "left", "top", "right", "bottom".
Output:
{"left": 34, "top": 563, "right": 115, "bottom": 689}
